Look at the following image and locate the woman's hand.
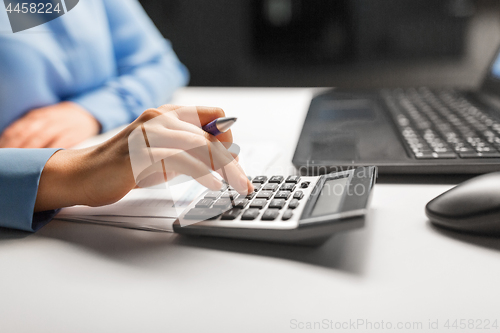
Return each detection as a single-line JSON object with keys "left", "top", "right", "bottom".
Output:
{"left": 34, "top": 105, "right": 253, "bottom": 212}
{"left": 0, "top": 102, "right": 101, "bottom": 148}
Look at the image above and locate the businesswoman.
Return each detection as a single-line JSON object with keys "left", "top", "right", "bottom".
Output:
{"left": 0, "top": 0, "right": 188, "bottom": 148}
{"left": 0, "top": 105, "right": 254, "bottom": 231}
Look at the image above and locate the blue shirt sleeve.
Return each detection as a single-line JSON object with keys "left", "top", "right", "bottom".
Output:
{"left": 69, "top": 0, "right": 189, "bottom": 133}
{"left": 0, "top": 148, "right": 61, "bottom": 232}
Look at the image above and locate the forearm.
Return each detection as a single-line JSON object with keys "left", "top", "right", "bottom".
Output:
{"left": 34, "top": 129, "right": 137, "bottom": 212}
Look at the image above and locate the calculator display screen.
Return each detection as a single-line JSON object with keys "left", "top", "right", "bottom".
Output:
{"left": 310, "top": 177, "right": 349, "bottom": 217}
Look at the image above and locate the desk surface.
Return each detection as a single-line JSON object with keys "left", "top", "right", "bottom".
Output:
{"left": 1, "top": 88, "right": 500, "bottom": 333}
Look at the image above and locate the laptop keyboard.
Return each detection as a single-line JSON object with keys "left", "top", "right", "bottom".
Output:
{"left": 383, "top": 87, "right": 500, "bottom": 159}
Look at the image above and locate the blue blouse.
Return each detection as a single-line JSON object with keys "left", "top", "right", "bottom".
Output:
{"left": 0, "top": 0, "right": 188, "bottom": 231}
{"left": 0, "top": 0, "right": 189, "bottom": 133}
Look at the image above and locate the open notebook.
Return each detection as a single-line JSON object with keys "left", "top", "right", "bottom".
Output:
{"left": 56, "top": 140, "right": 282, "bottom": 232}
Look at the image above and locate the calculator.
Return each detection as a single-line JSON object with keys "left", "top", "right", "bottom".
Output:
{"left": 173, "top": 166, "right": 377, "bottom": 245}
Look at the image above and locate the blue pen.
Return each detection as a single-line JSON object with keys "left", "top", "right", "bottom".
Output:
{"left": 202, "top": 117, "right": 237, "bottom": 136}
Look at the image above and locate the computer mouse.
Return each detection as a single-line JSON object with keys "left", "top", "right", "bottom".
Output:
{"left": 426, "top": 172, "right": 500, "bottom": 235}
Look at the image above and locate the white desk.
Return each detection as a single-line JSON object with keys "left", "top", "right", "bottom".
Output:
{"left": 1, "top": 88, "right": 500, "bottom": 333}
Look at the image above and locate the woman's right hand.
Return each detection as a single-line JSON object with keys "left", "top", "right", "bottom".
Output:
{"left": 34, "top": 105, "right": 254, "bottom": 212}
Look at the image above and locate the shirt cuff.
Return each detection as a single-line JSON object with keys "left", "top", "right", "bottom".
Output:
{"left": 0, "top": 148, "right": 62, "bottom": 232}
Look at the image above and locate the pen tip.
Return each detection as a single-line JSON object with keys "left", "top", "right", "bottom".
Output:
{"left": 216, "top": 117, "right": 237, "bottom": 132}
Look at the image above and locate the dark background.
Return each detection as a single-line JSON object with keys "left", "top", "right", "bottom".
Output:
{"left": 138, "top": 0, "right": 500, "bottom": 89}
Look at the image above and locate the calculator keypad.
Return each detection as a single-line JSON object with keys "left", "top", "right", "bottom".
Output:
{"left": 179, "top": 175, "right": 319, "bottom": 229}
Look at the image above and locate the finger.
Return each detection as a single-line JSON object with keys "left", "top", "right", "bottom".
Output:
{"left": 0, "top": 119, "right": 34, "bottom": 148}
{"left": 20, "top": 123, "right": 65, "bottom": 148}
{"left": 170, "top": 106, "right": 233, "bottom": 143}
{"left": 136, "top": 112, "right": 246, "bottom": 193}
{"left": 169, "top": 105, "right": 226, "bottom": 127}
{"left": 0, "top": 112, "right": 57, "bottom": 148}
{"left": 135, "top": 148, "right": 222, "bottom": 191}
{"left": 209, "top": 141, "right": 250, "bottom": 194}
{"left": 216, "top": 129, "right": 233, "bottom": 146}
{"left": 144, "top": 126, "right": 247, "bottom": 193}
{"left": 135, "top": 171, "right": 179, "bottom": 188}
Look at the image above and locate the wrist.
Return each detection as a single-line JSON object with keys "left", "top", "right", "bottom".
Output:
{"left": 34, "top": 149, "right": 91, "bottom": 212}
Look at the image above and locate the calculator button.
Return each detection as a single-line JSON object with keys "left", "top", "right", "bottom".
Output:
{"left": 221, "top": 208, "right": 242, "bottom": 220}
{"left": 233, "top": 198, "right": 249, "bottom": 209}
{"left": 252, "top": 184, "right": 262, "bottom": 192}
{"left": 300, "top": 182, "right": 310, "bottom": 189}
{"left": 213, "top": 198, "right": 233, "bottom": 209}
{"left": 241, "top": 209, "right": 260, "bottom": 220}
{"left": 249, "top": 199, "right": 267, "bottom": 209}
{"left": 245, "top": 192, "right": 256, "bottom": 200}
{"left": 261, "top": 209, "right": 280, "bottom": 220}
{"left": 252, "top": 176, "right": 268, "bottom": 184}
{"left": 268, "top": 199, "right": 286, "bottom": 209}
{"left": 204, "top": 191, "right": 222, "bottom": 199}
{"left": 288, "top": 199, "right": 300, "bottom": 209}
{"left": 222, "top": 191, "right": 239, "bottom": 199}
{"left": 282, "top": 210, "right": 294, "bottom": 221}
{"left": 293, "top": 191, "right": 304, "bottom": 200}
{"left": 256, "top": 191, "right": 273, "bottom": 199}
{"left": 269, "top": 176, "right": 284, "bottom": 183}
{"left": 285, "top": 176, "right": 301, "bottom": 184}
{"left": 263, "top": 183, "right": 279, "bottom": 192}
{"left": 280, "top": 183, "right": 296, "bottom": 191}
{"left": 195, "top": 199, "right": 215, "bottom": 208}
{"left": 184, "top": 208, "right": 222, "bottom": 220}
{"left": 274, "top": 191, "right": 291, "bottom": 200}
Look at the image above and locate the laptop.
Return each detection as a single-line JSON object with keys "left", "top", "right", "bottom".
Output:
{"left": 293, "top": 46, "right": 500, "bottom": 175}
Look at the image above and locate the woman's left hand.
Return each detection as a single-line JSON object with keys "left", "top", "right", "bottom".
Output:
{"left": 0, "top": 102, "right": 101, "bottom": 148}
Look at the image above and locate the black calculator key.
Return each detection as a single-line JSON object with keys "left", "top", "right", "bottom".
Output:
{"left": 204, "top": 191, "right": 222, "bottom": 199}
{"left": 274, "top": 191, "right": 290, "bottom": 200}
{"left": 256, "top": 191, "right": 273, "bottom": 199}
{"left": 249, "top": 199, "right": 267, "bottom": 209}
{"left": 213, "top": 198, "right": 233, "bottom": 209}
{"left": 261, "top": 209, "right": 280, "bottom": 220}
{"left": 263, "top": 183, "right": 279, "bottom": 192}
{"left": 280, "top": 183, "right": 296, "bottom": 192}
{"left": 268, "top": 199, "right": 286, "bottom": 209}
{"left": 293, "top": 191, "right": 304, "bottom": 200}
{"left": 245, "top": 192, "right": 256, "bottom": 200}
{"left": 233, "top": 198, "right": 249, "bottom": 209}
{"left": 252, "top": 176, "right": 268, "bottom": 184}
{"left": 221, "top": 208, "right": 242, "bottom": 220}
{"left": 300, "top": 182, "right": 310, "bottom": 189}
{"left": 184, "top": 208, "right": 222, "bottom": 220}
{"left": 252, "top": 183, "right": 262, "bottom": 192}
{"left": 282, "top": 209, "right": 293, "bottom": 221}
{"left": 285, "top": 176, "right": 301, "bottom": 184}
{"left": 288, "top": 199, "right": 300, "bottom": 209}
{"left": 195, "top": 199, "right": 214, "bottom": 208}
{"left": 241, "top": 209, "right": 260, "bottom": 220}
{"left": 222, "top": 191, "right": 239, "bottom": 199}
{"left": 269, "top": 176, "right": 284, "bottom": 183}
